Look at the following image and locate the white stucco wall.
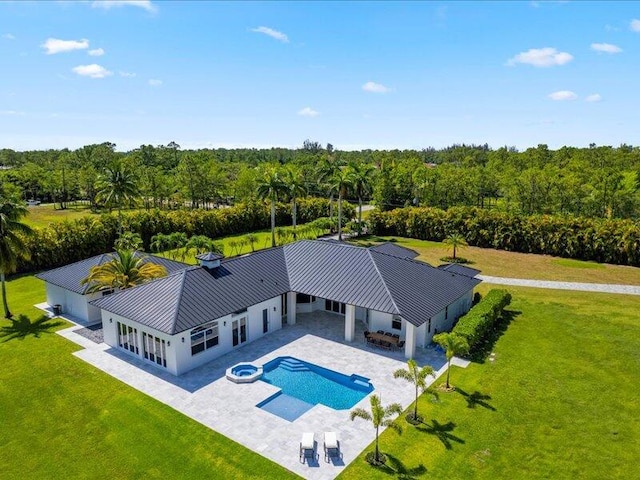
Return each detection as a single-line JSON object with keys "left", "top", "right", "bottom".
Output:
{"left": 429, "top": 290, "right": 475, "bottom": 343}
{"left": 101, "top": 295, "right": 282, "bottom": 376}
{"left": 45, "top": 283, "right": 102, "bottom": 323}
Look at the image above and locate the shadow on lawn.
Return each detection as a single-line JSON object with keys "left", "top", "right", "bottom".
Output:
{"left": 469, "top": 309, "right": 521, "bottom": 363}
{"left": 456, "top": 388, "right": 497, "bottom": 411}
{"left": 416, "top": 419, "right": 465, "bottom": 450}
{"left": 0, "top": 314, "right": 64, "bottom": 342}
{"left": 370, "top": 453, "right": 427, "bottom": 479}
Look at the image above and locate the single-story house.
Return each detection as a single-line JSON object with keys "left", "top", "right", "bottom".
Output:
{"left": 35, "top": 252, "right": 189, "bottom": 324}
{"left": 81, "top": 240, "right": 481, "bottom": 375}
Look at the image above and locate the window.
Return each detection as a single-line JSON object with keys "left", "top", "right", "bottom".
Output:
{"left": 392, "top": 316, "right": 402, "bottom": 330}
{"left": 325, "top": 299, "right": 331, "bottom": 311}
{"left": 232, "top": 317, "right": 247, "bottom": 347}
{"left": 262, "top": 308, "right": 269, "bottom": 334}
{"left": 143, "top": 332, "right": 166, "bottom": 367}
{"left": 191, "top": 321, "right": 219, "bottom": 355}
{"left": 325, "top": 299, "right": 346, "bottom": 314}
{"left": 117, "top": 322, "right": 138, "bottom": 354}
{"left": 296, "top": 293, "right": 311, "bottom": 303}
{"left": 428, "top": 318, "right": 431, "bottom": 333}
{"left": 445, "top": 306, "right": 449, "bottom": 320}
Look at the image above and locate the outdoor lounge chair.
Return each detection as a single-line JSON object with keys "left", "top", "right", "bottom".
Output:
{"left": 323, "top": 432, "right": 342, "bottom": 462}
{"left": 300, "top": 432, "right": 315, "bottom": 464}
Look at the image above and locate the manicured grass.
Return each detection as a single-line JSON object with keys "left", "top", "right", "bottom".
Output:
{"left": 339, "top": 285, "right": 640, "bottom": 480}
{"left": 0, "top": 275, "right": 299, "bottom": 480}
{"left": 23, "top": 203, "right": 99, "bottom": 228}
{"left": 352, "top": 236, "right": 640, "bottom": 285}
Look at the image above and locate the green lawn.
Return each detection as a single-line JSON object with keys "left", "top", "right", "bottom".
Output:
{"left": 0, "top": 275, "right": 299, "bottom": 480}
{"left": 23, "top": 203, "right": 100, "bottom": 228}
{"left": 339, "top": 285, "right": 640, "bottom": 480}
{"left": 351, "top": 236, "right": 640, "bottom": 285}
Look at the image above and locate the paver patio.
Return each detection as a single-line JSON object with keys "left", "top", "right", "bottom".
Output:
{"left": 57, "top": 311, "right": 463, "bottom": 480}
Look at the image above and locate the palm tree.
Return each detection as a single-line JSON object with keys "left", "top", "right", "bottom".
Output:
{"left": 316, "top": 155, "right": 342, "bottom": 228}
{"left": 246, "top": 233, "right": 258, "bottom": 252}
{"left": 284, "top": 166, "right": 307, "bottom": 240}
{"left": 114, "top": 231, "right": 143, "bottom": 251}
{"left": 350, "top": 394, "right": 403, "bottom": 464}
{"left": 330, "top": 166, "right": 355, "bottom": 241}
{"left": 256, "top": 165, "right": 286, "bottom": 247}
{"left": 0, "top": 200, "right": 33, "bottom": 318}
{"left": 433, "top": 332, "right": 469, "bottom": 389}
{"left": 185, "top": 235, "right": 221, "bottom": 256}
{"left": 95, "top": 161, "right": 140, "bottom": 233}
{"left": 81, "top": 250, "right": 168, "bottom": 293}
{"left": 393, "top": 359, "right": 435, "bottom": 421}
{"left": 443, "top": 232, "right": 468, "bottom": 260}
{"left": 350, "top": 162, "right": 375, "bottom": 235}
{"left": 150, "top": 233, "right": 171, "bottom": 254}
{"left": 167, "top": 232, "right": 188, "bottom": 260}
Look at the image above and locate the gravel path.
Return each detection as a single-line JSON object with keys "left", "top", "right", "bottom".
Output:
{"left": 477, "top": 275, "right": 640, "bottom": 296}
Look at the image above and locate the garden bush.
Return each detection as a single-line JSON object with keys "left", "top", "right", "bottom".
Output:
{"left": 369, "top": 206, "right": 640, "bottom": 266}
{"left": 452, "top": 289, "right": 512, "bottom": 352}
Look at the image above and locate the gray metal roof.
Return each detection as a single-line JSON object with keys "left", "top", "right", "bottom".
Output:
{"left": 437, "top": 263, "right": 481, "bottom": 278}
{"left": 89, "top": 240, "right": 481, "bottom": 335}
{"left": 368, "top": 242, "right": 419, "bottom": 259}
{"left": 92, "top": 248, "right": 290, "bottom": 335}
{"left": 35, "top": 252, "right": 189, "bottom": 295}
{"left": 196, "top": 252, "right": 224, "bottom": 261}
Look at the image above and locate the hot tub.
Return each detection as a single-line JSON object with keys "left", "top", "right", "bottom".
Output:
{"left": 226, "top": 362, "right": 263, "bottom": 383}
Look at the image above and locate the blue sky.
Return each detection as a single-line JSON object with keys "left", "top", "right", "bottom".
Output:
{"left": 0, "top": 1, "right": 639, "bottom": 151}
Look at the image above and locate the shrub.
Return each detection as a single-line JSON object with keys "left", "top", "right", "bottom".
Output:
{"left": 19, "top": 198, "right": 352, "bottom": 274}
{"left": 369, "top": 206, "right": 640, "bottom": 266}
{"left": 452, "top": 289, "right": 512, "bottom": 353}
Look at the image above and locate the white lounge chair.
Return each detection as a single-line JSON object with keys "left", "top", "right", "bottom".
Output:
{"left": 299, "top": 432, "right": 315, "bottom": 463}
{"left": 323, "top": 431, "right": 342, "bottom": 462}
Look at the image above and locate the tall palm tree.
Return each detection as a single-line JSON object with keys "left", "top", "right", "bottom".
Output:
{"left": 185, "top": 235, "right": 222, "bottom": 256}
{"left": 393, "top": 359, "right": 435, "bottom": 421}
{"left": 284, "top": 166, "right": 307, "bottom": 240}
{"left": 350, "top": 162, "right": 375, "bottom": 235}
{"left": 81, "top": 250, "right": 168, "bottom": 293}
{"left": 0, "top": 200, "right": 33, "bottom": 318}
{"left": 256, "top": 165, "right": 286, "bottom": 247}
{"left": 350, "top": 394, "right": 403, "bottom": 464}
{"left": 316, "top": 155, "right": 342, "bottom": 227}
{"left": 443, "top": 232, "right": 468, "bottom": 260}
{"left": 95, "top": 161, "right": 140, "bottom": 233}
{"left": 433, "top": 332, "right": 469, "bottom": 389}
{"left": 330, "top": 166, "right": 355, "bottom": 241}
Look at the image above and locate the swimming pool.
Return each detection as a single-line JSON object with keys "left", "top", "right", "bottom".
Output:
{"left": 256, "top": 356, "right": 374, "bottom": 421}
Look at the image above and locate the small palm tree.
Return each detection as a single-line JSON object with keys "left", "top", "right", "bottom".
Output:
{"left": 330, "top": 166, "right": 355, "bottom": 241}
{"left": 246, "top": 233, "right": 258, "bottom": 252}
{"left": 0, "top": 200, "right": 33, "bottom": 318}
{"left": 433, "top": 332, "right": 469, "bottom": 389}
{"left": 81, "top": 250, "right": 168, "bottom": 293}
{"left": 350, "top": 394, "right": 403, "bottom": 464}
{"left": 393, "top": 359, "right": 435, "bottom": 421}
{"left": 284, "top": 166, "right": 307, "bottom": 240}
{"left": 168, "top": 232, "right": 188, "bottom": 260}
{"left": 256, "top": 165, "right": 286, "bottom": 247}
{"left": 443, "top": 232, "right": 468, "bottom": 260}
{"left": 150, "top": 233, "right": 171, "bottom": 254}
{"left": 185, "top": 235, "right": 221, "bottom": 256}
{"left": 228, "top": 239, "right": 240, "bottom": 256}
{"left": 95, "top": 161, "right": 140, "bottom": 233}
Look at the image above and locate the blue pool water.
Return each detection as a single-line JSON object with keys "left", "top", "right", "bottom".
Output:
{"left": 256, "top": 356, "right": 374, "bottom": 420}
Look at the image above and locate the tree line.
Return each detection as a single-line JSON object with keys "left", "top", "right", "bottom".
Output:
{"left": 2, "top": 141, "right": 640, "bottom": 220}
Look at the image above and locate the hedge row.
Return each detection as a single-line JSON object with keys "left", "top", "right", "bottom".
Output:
{"left": 369, "top": 206, "right": 640, "bottom": 266}
{"left": 19, "top": 198, "right": 354, "bottom": 273}
{"left": 453, "top": 289, "right": 512, "bottom": 352}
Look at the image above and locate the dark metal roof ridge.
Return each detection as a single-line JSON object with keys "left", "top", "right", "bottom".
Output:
{"left": 366, "top": 248, "right": 401, "bottom": 315}
{"left": 168, "top": 267, "right": 190, "bottom": 335}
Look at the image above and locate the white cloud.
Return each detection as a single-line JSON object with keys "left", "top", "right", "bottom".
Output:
{"left": 88, "top": 48, "right": 105, "bottom": 56}
{"left": 507, "top": 47, "right": 573, "bottom": 67}
{"left": 42, "top": 38, "right": 89, "bottom": 55}
{"left": 251, "top": 26, "right": 289, "bottom": 43}
{"left": 2, "top": 33, "right": 15, "bottom": 40}
{"left": 297, "top": 107, "right": 319, "bottom": 117}
{"left": 548, "top": 90, "right": 578, "bottom": 101}
{"left": 585, "top": 93, "right": 602, "bottom": 102}
{"left": 591, "top": 43, "right": 622, "bottom": 54}
{"left": 119, "top": 71, "right": 136, "bottom": 77}
{"left": 0, "top": 110, "right": 25, "bottom": 116}
{"left": 631, "top": 19, "right": 640, "bottom": 32}
{"left": 148, "top": 79, "right": 162, "bottom": 86}
{"left": 72, "top": 64, "right": 113, "bottom": 78}
{"left": 92, "top": 1, "right": 157, "bottom": 13}
{"left": 362, "top": 81, "right": 391, "bottom": 93}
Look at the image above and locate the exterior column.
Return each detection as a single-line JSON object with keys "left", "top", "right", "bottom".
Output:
{"left": 404, "top": 321, "right": 416, "bottom": 359}
{"left": 345, "top": 304, "right": 355, "bottom": 342}
{"left": 287, "top": 291, "right": 297, "bottom": 325}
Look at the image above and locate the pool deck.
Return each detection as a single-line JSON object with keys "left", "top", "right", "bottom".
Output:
{"left": 57, "top": 311, "right": 466, "bottom": 480}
